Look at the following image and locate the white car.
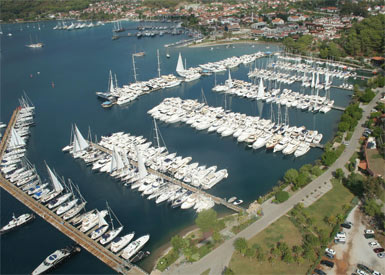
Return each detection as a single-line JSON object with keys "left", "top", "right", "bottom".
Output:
{"left": 373, "top": 271, "right": 382, "bottom": 275}
{"left": 369, "top": 241, "right": 379, "bottom": 247}
{"left": 325, "top": 248, "right": 336, "bottom": 255}
{"left": 336, "top": 232, "right": 346, "bottom": 238}
{"left": 356, "top": 269, "right": 369, "bottom": 275}
{"left": 365, "top": 229, "right": 375, "bottom": 234}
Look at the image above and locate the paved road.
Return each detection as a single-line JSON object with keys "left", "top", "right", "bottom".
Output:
{"left": 163, "top": 88, "right": 384, "bottom": 275}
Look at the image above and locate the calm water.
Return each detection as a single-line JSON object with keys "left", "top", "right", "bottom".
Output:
{"left": 0, "top": 21, "right": 353, "bottom": 274}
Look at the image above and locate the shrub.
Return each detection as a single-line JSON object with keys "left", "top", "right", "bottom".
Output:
{"left": 275, "top": 191, "right": 290, "bottom": 203}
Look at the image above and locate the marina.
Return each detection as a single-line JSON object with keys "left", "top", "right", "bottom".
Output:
{"left": 63, "top": 123, "right": 243, "bottom": 213}
{"left": 149, "top": 97, "right": 324, "bottom": 157}
{"left": 1, "top": 20, "right": 353, "bottom": 274}
{"left": 0, "top": 106, "right": 148, "bottom": 274}
{"left": 96, "top": 51, "right": 266, "bottom": 108}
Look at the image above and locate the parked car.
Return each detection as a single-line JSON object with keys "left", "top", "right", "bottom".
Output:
{"left": 356, "top": 269, "right": 369, "bottom": 275}
{"left": 365, "top": 229, "right": 375, "bottom": 234}
{"left": 325, "top": 252, "right": 334, "bottom": 259}
{"left": 313, "top": 268, "right": 326, "bottom": 275}
{"left": 341, "top": 223, "right": 352, "bottom": 229}
{"left": 357, "top": 264, "right": 373, "bottom": 274}
{"left": 325, "top": 248, "right": 336, "bottom": 255}
{"left": 334, "top": 237, "right": 346, "bottom": 243}
{"left": 373, "top": 248, "right": 385, "bottom": 253}
{"left": 320, "top": 260, "right": 334, "bottom": 268}
{"left": 372, "top": 271, "right": 383, "bottom": 275}
{"left": 377, "top": 252, "right": 385, "bottom": 258}
{"left": 364, "top": 233, "right": 375, "bottom": 239}
{"left": 336, "top": 231, "right": 346, "bottom": 238}
{"left": 369, "top": 241, "right": 379, "bottom": 247}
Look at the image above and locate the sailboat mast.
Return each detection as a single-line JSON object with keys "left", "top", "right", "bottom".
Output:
{"left": 157, "top": 49, "right": 161, "bottom": 78}
{"left": 153, "top": 118, "right": 160, "bottom": 148}
{"left": 132, "top": 54, "right": 137, "bottom": 83}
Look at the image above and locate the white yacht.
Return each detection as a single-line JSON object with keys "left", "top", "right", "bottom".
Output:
{"left": 63, "top": 202, "right": 86, "bottom": 221}
{"left": 80, "top": 210, "right": 108, "bottom": 233}
{"left": 0, "top": 213, "right": 35, "bottom": 234}
{"left": 31, "top": 245, "right": 80, "bottom": 275}
{"left": 121, "top": 234, "right": 150, "bottom": 260}
{"left": 100, "top": 226, "right": 123, "bottom": 245}
{"left": 110, "top": 232, "right": 135, "bottom": 253}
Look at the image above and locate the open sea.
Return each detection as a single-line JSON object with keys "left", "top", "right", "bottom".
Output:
{"left": 0, "top": 20, "right": 353, "bottom": 274}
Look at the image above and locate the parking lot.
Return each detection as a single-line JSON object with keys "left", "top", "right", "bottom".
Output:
{"left": 319, "top": 205, "right": 384, "bottom": 275}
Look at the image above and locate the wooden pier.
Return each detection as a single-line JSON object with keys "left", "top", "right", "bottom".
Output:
{"left": 331, "top": 105, "right": 346, "bottom": 111}
{"left": 91, "top": 143, "right": 245, "bottom": 213}
{"left": 330, "top": 85, "right": 353, "bottom": 91}
{"left": 0, "top": 109, "right": 147, "bottom": 275}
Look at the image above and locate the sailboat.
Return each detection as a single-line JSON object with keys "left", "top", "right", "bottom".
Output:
{"left": 26, "top": 34, "right": 44, "bottom": 48}
{"left": 71, "top": 124, "right": 89, "bottom": 159}
{"left": 40, "top": 162, "right": 65, "bottom": 203}
{"left": 56, "top": 180, "right": 79, "bottom": 215}
{"left": 176, "top": 52, "right": 185, "bottom": 77}
{"left": 113, "top": 20, "right": 124, "bottom": 33}
{"left": 99, "top": 202, "right": 123, "bottom": 245}
{"left": 62, "top": 184, "right": 87, "bottom": 221}
{"left": 90, "top": 209, "right": 109, "bottom": 240}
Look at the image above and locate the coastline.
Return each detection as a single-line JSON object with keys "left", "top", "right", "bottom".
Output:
{"left": 188, "top": 39, "right": 282, "bottom": 48}
{"left": 148, "top": 211, "right": 235, "bottom": 272}
{"left": 146, "top": 223, "right": 199, "bottom": 272}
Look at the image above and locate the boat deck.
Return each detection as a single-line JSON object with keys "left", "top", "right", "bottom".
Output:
{"left": 91, "top": 143, "right": 245, "bottom": 213}
{"left": 0, "top": 109, "right": 147, "bottom": 275}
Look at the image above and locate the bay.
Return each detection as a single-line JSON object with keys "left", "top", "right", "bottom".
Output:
{"left": 0, "top": 20, "right": 352, "bottom": 274}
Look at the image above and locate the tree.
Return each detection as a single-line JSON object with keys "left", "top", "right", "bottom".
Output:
{"left": 195, "top": 209, "right": 218, "bottom": 233}
{"left": 296, "top": 172, "right": 310, "bottom": 188}
{"left": 224, "top": 267, "right": 234, "bottom": 275}
{"left": 284, "top": 169, "right": 299, "bottom": 184}
{"left": 335, "top": 168, "right": 345, "bottom": 180}
{"left": 338, "top": 121, "right": 350, "bottom": 132}
{"left": 275, "top": 191, "right": 289, "bottom": 203}
{"left": 363, "top": 199, "right": 383, "bottom": 217}
{"left": 233, "top": 238, "right": 248, "bottom": 254}
{"left": 171, "top": 235, "right": 185, "bottom": 253}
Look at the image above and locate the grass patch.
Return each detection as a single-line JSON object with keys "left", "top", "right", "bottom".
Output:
{"left": 345, "top": 131, "right": 353, "bottom": 141}
{"left": 156, "top": 248, "right": 179, "bottom": 272}
{"left": 229, "top": 180, "right": 355, "bottom": 274}
{"left": 231, "top": 216, "right": 258, "bottom": 234}
{"left": 201, "top": 269, "right": 210, "bottom": 275}
{"left": 229, "top": 216, "right": 311, "bottom": 274}
{"left": 302, "top": 180, "right": 354, "bottom": 232}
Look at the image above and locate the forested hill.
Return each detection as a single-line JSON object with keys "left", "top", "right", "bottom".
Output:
{"left": 0, "top": 0, "right": 93, "bottom": 22}
{"left": 341, "top": 14, "right": 385, "bottom": 57}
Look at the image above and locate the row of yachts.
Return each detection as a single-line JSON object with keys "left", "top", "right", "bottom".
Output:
{"left": 64, "top": 125, "right": 227, "bottom": 211}
{"left": 276, "top": 54, "right": 357, "bottom": 70}
{"left": 96, "top": 51, "right": 267, "bottom": 107}
{"left": 0, "top": 103, "right": 151, "bottom": 268}
{"left": 213, "top": 77, "right": 334, "bottom": 113}
{"left": 53, "top": 21, "right": 104, "bottom": 30}
{"left": 272, "top": 59, "right": 357, "bottom": 79}
{"left": 148, "top": 97, "right": 323, "bottom": 157}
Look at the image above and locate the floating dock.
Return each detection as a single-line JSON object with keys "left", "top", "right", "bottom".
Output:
{"left": 91, "top": 143, "right": 245, "bottom": 213}
{"left": 0, "top": 109, "right": 147, "bottom": 275}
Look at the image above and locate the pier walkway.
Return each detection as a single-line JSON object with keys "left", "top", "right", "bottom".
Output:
{"left": 331, "top": 105, "right": 346, "bottom": 111}
{"left": 91, "top": 143, "right": 244, "bottom": 213}
{"left": 0, "top": 109, "right": 147, "bottom": 275}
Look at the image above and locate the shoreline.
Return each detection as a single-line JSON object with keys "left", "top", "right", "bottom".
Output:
{"left": 145, "top": 223, "right": 200, "bottom": 272}
{"left": 188, "top": 39, "right": 281, "bottom": 48}
{"left": 148, "top": 211, "right": 235, "bottom": 272}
